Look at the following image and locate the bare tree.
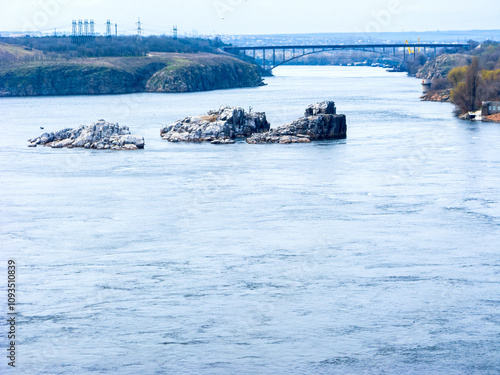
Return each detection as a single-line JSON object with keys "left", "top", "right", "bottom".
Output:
{"left": 452, "top": 57, "right": 481, "bottom": 113}
{"left": 465, "top": 57, "right": 480, "bottom": 111}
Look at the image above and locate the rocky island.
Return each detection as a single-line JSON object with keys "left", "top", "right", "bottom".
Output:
{"left": 28, "top": 120, "right": 145, "bottom": 150}
{"left": 247, "top": 101, "right": 347, "bottom": 144}
{"left": 161, "top": 106, "right": 270, "bottom": 143}
{"left": 161, "top": 101, "right": 347, "bottom": 144}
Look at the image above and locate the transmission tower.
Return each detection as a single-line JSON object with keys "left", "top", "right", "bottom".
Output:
{"left": 71, "top": 20, "right": 77, "bottom": 43}
{"left": 84, "top": 20, "right": 89, "bottom": 38}
{"left": 106, "top": 19, "right": 111, "bottom": 38}
{"left": 137, "top": 17, "right": 142, "bottom": 38}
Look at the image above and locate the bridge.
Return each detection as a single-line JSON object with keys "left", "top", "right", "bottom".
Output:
{"left": 223, "top": 43, "right": 470, "bottom": 71}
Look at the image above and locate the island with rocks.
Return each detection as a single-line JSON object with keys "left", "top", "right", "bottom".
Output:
{"left": 247, "top": 101, "right": 347, "bottom": 144}
{"left": 160, "top": 101, "right": 347, "bottom": 145}
{"left": 161, "top": 106, "right": 270, "bottom": 144}
{"left": 28, "top": 120, "right": 145, "bottom": 150}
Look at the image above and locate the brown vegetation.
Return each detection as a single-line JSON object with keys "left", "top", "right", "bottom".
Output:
{"left": 451, "top": 57, "right": 481, "bottom": 113}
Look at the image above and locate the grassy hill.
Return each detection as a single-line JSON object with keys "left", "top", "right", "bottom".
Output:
{"left": 0, "top": 53, "right": 264, "bottom": 96}
{"left": 0, "top": 35, "right": 266, "bottom": 96}
{"left": 0, "top": 42, "right": 44, "bottom": 64}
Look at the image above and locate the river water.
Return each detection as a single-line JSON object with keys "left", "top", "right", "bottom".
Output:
{"left": 1, "top": 66, "right": 499, "bottom": 374}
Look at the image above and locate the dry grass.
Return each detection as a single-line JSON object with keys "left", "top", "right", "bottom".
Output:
{"left": 200, "top": 115, "right": 218, "bottom": 122}
{"left": 0, "top": 42, "right": 43, "bottom": 63}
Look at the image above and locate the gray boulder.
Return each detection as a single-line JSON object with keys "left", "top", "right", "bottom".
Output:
{"left": 247, "top": 101, "right": 346, "bottom": 144}
{"left": 28, "top": 120, "right": 145, "bottom": 150}
{"left": 304, "top": 101, "right": 337, "bottom": 116}
{"left": 160, "top": 106, "right": 270, "bottom": 143}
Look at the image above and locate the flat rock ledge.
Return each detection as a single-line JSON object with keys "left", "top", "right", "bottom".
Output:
{"left": 160, "top": 106, "right": 270, "bottom": 143}
{"left": 28, "top": 120, "right": 145, "bottom": 150}
{"left": 246, "top": 101, "right": 347, "bottom": 144}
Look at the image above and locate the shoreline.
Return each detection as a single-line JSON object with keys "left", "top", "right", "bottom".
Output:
{"left": 420, "top": 90, "right": 500, "bottom": 123}
{"left": 0, "top": 53, "right": 264, "bottom": 97}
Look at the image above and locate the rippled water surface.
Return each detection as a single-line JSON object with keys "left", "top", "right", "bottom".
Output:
{"left": 1, "top": 66, "right": 500, "bottom": 374}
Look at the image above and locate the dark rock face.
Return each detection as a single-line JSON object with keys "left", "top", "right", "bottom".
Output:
{"left": 0, "top": 65, "right": 137, "bottom": 97}
{"left": 146, "top": 62, "right": 264, "bottom": 93}
{"left": 160, "top": 106, "right": 270, "bottom": 143}
{"left": 304, "top": 101, "right": 337, "bottom": 116}
{"left": 246, "top": 101, "right": 347, "bottom": 144}
{"left": 28, "top": 120, "right": 145, "bottom": 150}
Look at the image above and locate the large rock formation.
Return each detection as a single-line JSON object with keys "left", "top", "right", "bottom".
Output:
{"left": 28, "top": 120, "right": 145, "bottom": 150}
{"left": 246, "top": 101, "right": 347, "bottom": 144}
{"left": 160, "top": 106, "right": 270, "bottom": 143}
{"left": 146, "top": 58, "right": 264, "bottom": 93}
{"left": 416, "top": 54, "right": 471, "bottom": 80}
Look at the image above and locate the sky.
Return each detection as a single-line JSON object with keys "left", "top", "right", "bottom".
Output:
{"left": 1, "top": 0, "right": 499, "bottom": 36}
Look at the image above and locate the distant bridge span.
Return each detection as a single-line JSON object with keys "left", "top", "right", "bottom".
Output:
{"left": 223, "top": 43, "right": 470, "bottom": 71}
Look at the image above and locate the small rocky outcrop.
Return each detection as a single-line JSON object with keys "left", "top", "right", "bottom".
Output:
{"left": 160, "top": 106, "right": 270, "bottom": 143}
{"left": 246, "top": 101, "right": 347, "bottom": 144}
{"left": 420, "top": 89, "right": 452, "bottom": 102}
{"left": 28, "top": 120, "right": 145, "bottom": 150}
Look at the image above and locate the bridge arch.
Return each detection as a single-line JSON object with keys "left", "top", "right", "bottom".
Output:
{"left": 223, "top": 43, "right": 470, "bottom": 72}
{"left": 270, "top": 47, "right": 405, "bottom": 70}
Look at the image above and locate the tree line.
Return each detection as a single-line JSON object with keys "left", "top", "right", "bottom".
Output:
{"left": 0, "top": 35, "right": 224, "bottom": 59}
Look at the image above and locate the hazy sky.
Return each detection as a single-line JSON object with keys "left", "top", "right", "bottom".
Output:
{"left": 1, "top": 0, "right": 499, "bottom": 36}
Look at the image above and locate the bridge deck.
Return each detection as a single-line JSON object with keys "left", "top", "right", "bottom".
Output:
{"left": 224, "top": 43, "right": 470, "bottom": 51}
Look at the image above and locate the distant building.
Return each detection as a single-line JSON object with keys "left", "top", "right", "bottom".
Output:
{"left": 482, "top": 101, "right": 500, "bottom": 116}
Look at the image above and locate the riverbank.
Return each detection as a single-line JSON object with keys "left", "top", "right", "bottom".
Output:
{"left": 0, "top": 52, "right": 264, "bottom": 97}
{"left": 420, "top": 89, "right": 451, "bottom": 103}
{"left": 415, "top": 42, "right": 500, "bottom": 121}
